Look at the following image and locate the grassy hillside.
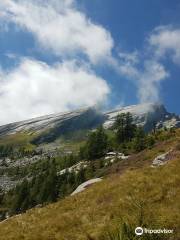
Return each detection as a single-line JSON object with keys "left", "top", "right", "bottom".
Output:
{"left": 0, "top": 130, "right": 179, "bottom": 240}
{"left": 0, "top": 132, "right": 36, "bottom": 150}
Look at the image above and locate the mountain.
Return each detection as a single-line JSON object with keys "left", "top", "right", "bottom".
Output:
{"left": 0, "top": 103, "right": 179, "bottom": 144}
{"left": 0, "top": 108, "right": 104, "bottom": 137}
{"left": 104, "top": 103, "right": 180, "bottom": 131}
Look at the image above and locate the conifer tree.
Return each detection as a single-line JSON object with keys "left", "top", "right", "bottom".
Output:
{"left": 113, "top": 112, "right": 136, "bottom": 144}
{"left": 86, "top": 126, "right": 108, "bottom": 160}
{"left": 133, "top": 127, "right": 146, "bottom": 152}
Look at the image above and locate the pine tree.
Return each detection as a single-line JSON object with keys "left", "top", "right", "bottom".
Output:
{"left": 114, "top": 113, "right": 126, "bottom": 143}
{"left": 38, "top": 160, "right": 58, "bottom": 203}
{"left": 146, "top": 135, "right": 155, "bottom": 149}
{"left": 124, "top": 112, "right": 136, "bottom": 141}
{"left": 83, "top": 126, "right": 108, "bottom": 160}
{"left": 133, "top": 127, "right": 146, "bottom": 152}
{"left": 113, "top": 112, "right": 136, "bottom": 144}
{"left": 12, "top": 179, "right": 29, "bottom": 213}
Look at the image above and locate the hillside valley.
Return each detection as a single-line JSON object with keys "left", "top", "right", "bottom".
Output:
{"left": 0, "top": 103, "right": 179, "bottom": 192}
{"left": 0, "top": 103, "right": 179, "bottom": 240}
{"left": 0, "top": 128, "right": 179, "bottom": 240}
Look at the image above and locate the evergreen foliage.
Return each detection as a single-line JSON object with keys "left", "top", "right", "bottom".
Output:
{"left": 113, "top": 112, "right": 136, "bottom": 144}
{"left": 0, "top": 145, "right": 13, "bottom": 158}
{"left": 10, "top": 160, "right": 59, "bottom": 214}
{"left": 133, "top": 127, "right": 146, "bottom": 152}
{"left": 80, "top": 126, "right": 108, "bottom": 160}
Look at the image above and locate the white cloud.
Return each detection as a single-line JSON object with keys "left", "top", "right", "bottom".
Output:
{"left": 0, "top": 59, "right": 110, "bottom": 125}
{"left": 0, "top": 0, "right": 113, "bottom": 64}
{"left": 149, "top": 26, "right": 180, "bottom": 64}
{"left": 133, "top": 25, "right": 180, "bottom": 102}
{"left": 138, "top": 60, "right": 169, "bottom": 103}
{"left": 118, "top": 51, "right": 139, "bottom": 65}
{"left": 0, "top": 1, "right": 178, "bottom": 122}
{"left": 111, "top": 50, "right": 169, "bottom": 103}
{"left": 112, "top": 26, "right": 180, "bottom": 103}
{"left": 112, "top": 26, "right": 180, "bottom": 104}
{"left": 0, "top": 0, "right": 113, "bottom": 124}
{"left": 112, "top": 53, "right": 139, "bottom": 79}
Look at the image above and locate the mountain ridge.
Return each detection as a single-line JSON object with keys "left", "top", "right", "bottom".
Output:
{"left": 0, "top": 103, "right": 179, "bottom": 141}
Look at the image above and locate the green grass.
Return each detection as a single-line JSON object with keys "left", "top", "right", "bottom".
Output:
{"left": 0, "top": 132, "right": 36, "bottom": 150}
{"left": 0, "top": 130, "right": 85, "bottom": 156}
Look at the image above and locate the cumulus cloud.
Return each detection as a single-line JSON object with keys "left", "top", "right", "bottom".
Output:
{"left": 134, "top": 25, "right": 180, "bottom": 102}
{"left": 111, "top": 26, "right": 180, "bottom": 104}
{"left": 0, "top": 0, "right": 112, "bottom": 124}
{"left": 0, "top": 0, "right": 113, "bottom": 64}
{"left": 111, "top": 51, "right": 139, "bottom": 79}
{"left": 137, "top": 60, "right": 169, "bottom": 103}
{"left": 149, "top": 26, "right": 180, "bottom": 64}
{"left": 0, "top": 59, "right": 110, "bottom": 125}
{"left": 112, "top": 25, "right": 180, "bottom": 104}
{"left": 111, "top": 50, "right": 169, "bottom": 103}
{"left": 0, "top": 0, "right": 178, "bottom": 124}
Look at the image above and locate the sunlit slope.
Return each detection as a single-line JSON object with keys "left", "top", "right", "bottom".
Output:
{"left": 0, "top": 103, "right": 179, "bottom": 145}
{"left": 0, "top": 132, "right": 180, "bottom": 240}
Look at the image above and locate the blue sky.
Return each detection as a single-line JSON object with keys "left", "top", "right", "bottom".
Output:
{"left": 80, "top": 0, "right": 180, "bottom": 111}
{"left": 0, "top": 0, "right": 179, "bottom": 124}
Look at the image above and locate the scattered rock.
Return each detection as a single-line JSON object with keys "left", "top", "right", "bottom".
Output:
{"left": 0, "top": 175, "right": 21, "bottom": 192}
{"left": 71, "top": 178, "right": 102, "bottom": 196}
{"left": 152, "top": 150, "right": 172, "bottom": 167}
{"left": 57, "top": 161, "right": 89, "bottom": 175}
{"left": 104, "top": 152, "right": 129, "bottom": 165}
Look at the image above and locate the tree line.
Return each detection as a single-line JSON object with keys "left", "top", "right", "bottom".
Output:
{"left": 79, "top": 112, "right": 155, "bottom": 160}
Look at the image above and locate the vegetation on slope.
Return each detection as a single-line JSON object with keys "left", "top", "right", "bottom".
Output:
{"left": 0, "top": 113, "right": 179, "bottom": 240}
{"left": 0, "top": 128, "right": 179, "bottom": 239}
{"left": 0, "top": 132, "right": 36, "bottom": 150}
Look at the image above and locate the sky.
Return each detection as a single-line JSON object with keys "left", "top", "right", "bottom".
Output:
{"left": 0, "top": 0, "right": 180, "bottom": 125}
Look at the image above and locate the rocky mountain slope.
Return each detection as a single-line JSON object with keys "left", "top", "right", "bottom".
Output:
{"left": 0, "top": 103, "right": 179, "bottom": 143}
{"left": 104, "top": 103, "right": 180, "bottom": 130}
{"left": 0, "top": 108, "right": 104, "bottom": 138}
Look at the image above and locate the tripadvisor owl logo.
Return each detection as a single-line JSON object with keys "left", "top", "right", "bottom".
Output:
{"left": 135, "top": 227, "right": 144, "bottom": 236}
{"left": 135, "top": 226, "right": 174, "bottom": 236}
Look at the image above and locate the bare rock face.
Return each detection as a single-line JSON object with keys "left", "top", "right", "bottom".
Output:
{"left": 104, "top": 103, "right": 180, "bottom": 132}
{"left": 0, "top": 108, "right": 104, "bottom": 137}
{"left": 71, "top": 178, "right": 102, "bottom": 196}
{"left": 0, "top": 108, "right": 105, "bottom": 144}
{"left": 0, "top": 103, "right": 179, "bottom": 144}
